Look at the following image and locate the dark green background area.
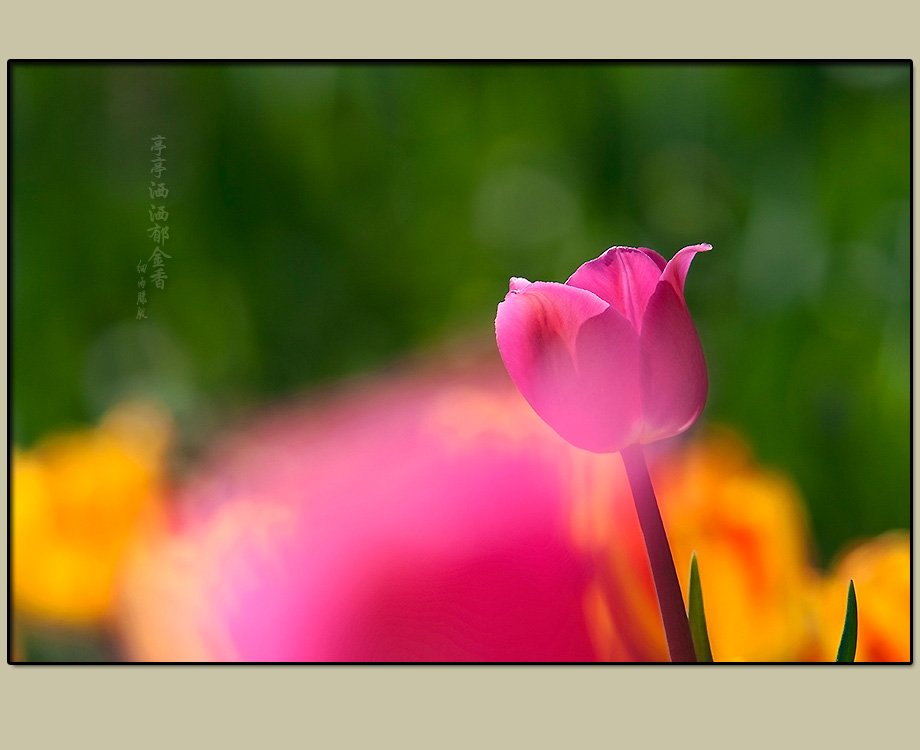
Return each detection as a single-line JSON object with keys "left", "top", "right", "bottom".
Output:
{"left": 11, "top": 63, "right": 910, "bottom": 566}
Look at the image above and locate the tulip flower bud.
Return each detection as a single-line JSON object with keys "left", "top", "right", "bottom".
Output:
{"left": 495, "top": 244, "right": 710, "bottom": 453}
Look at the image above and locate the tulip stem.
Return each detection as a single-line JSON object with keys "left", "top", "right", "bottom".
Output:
{"left": 621, "top": 444, "right": 697, "bottom": 663}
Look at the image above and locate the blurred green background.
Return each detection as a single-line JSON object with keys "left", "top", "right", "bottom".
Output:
{"left": 11, "top": 63, "right": 910, "bottom": 567}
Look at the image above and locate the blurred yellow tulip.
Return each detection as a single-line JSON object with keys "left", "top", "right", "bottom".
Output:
{"left": 12, "top": 402, "right": 172, "bottom": 626}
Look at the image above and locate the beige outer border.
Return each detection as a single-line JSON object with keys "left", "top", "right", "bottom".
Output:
{"left": 1, "top": 3, "right": 916, "bottom": 748}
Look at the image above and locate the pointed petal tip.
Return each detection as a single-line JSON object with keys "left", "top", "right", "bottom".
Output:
{"left": 509, "top": 277, "right": 531, "bottom": 293}
{"left": 661, "top": 243, "right": 711, "bottom": 295}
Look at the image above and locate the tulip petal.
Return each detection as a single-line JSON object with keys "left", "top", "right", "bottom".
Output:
{"left": 660, "top": 243, "right": 711, "bottom": 296}
{"left": 566, "top": 247, "right": 663, "bottom": 328}
{"left": 638, "top": 281, "right": 708, "bottom": 442}
{"left": 496, "top": 282, "right": 642, "bottom": 452}
{"left": 497, "top": 280, "right": 608, "bottom": 362}
{"left": 571, "top": 308, "right": 645, "bottom": 451}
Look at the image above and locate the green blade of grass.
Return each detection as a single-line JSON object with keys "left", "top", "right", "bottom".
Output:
{"left": 835, "top": 580, "right": 858, "bottom": 663}
{"left": 687, "top": 551, "right": 714, "bottom": 663}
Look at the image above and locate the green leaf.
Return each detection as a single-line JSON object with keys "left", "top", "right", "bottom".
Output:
{"left": 835, "top": 580, "right": 858, "bottom": 662}
{"left": 687, "top": 551, "right": 714, "bottom": 663}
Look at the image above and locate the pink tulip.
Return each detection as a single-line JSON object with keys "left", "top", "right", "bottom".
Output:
{"left": 495, "top": 244, "right": 711, "bottom": 454}
{"left": 497, "top": 244, "right": 711, "bottom": 661}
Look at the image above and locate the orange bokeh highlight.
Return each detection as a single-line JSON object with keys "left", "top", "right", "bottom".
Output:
{"left": 815, "top": 532, "right": 910, "bottom": 663}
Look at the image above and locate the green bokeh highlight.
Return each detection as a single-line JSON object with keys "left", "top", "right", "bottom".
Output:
{"left": 11, "top": 62, "right": 910, "bottom": 566}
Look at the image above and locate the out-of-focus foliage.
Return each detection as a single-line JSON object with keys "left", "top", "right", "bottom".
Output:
{"left": 11, "top": 63, "right": 909, "bottom": 565}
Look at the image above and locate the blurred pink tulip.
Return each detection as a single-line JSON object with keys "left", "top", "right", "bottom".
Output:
{"left": 495, "top": 245, "right": 710, "bottom": 453}
{"left": 118, "top": 363, "right": 625, "bottom": 662}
